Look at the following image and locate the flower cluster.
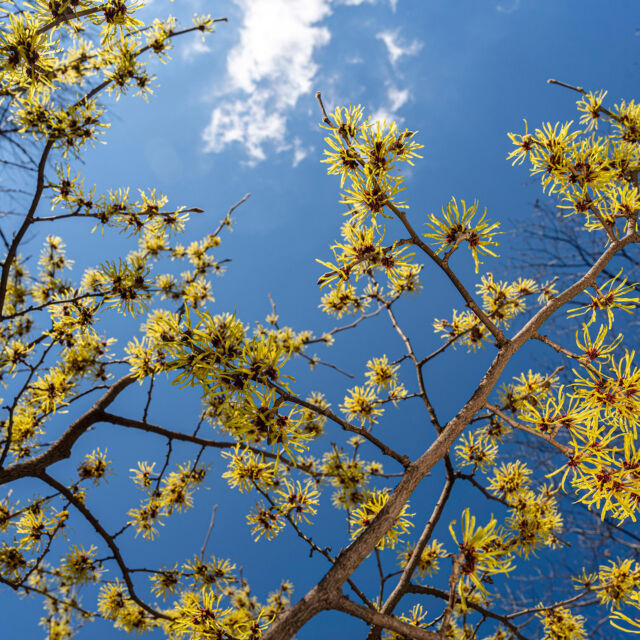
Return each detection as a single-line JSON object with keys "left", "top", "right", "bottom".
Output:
{"left": 319, "top": 105, "right": 424, "bottom": 316}
{"left": 434, "top": 274, "right": 557, "bottom": 351}
{"left": 424, "top": 197, "right": 501, "bottom": 273}
{"left": 349, "top": 489, "right": 414, "bottom": 549}
{"left": 508, "top": 93, "right": 640, "bottom": 240}
{"left": 340, "top": 354, "right": 407, "bottom": 425}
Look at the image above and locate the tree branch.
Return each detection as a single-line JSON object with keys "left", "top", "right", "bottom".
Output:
{"left": 0, "top": 374, "right": 136, "bottom": 483}
{"left": 368, "top": 475, "right": 455, "bottom": 640}
{"left": 261, "top": 227, "right": 636, "bottom": 640}
{"left": 37, "top": 471, "right": 171, "bottom": 621}
{"left": 333, "top": 595, "right": 445, "bottom": 640}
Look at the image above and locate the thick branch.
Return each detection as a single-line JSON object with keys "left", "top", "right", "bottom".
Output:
{"left": 261, "top": 231, "right": 636, "bottom": 640}
{"left": 333, "top": 595, "right": 444, "bottom": 640}
{"left": 0, "top": 140, "right": 53, "bottom": 318}
{"left": 0, "top": 374, "right": 136, "bottom": 484}
{"left": 368, "top": 475, "right": 454, "bottom": 639}
{"left": 407, "top": 585, "right": 530, "bottom": 640}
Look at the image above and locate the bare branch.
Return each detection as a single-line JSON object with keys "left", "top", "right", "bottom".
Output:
{"left": 333, "top": 595, "right": 445, "bottom": 640}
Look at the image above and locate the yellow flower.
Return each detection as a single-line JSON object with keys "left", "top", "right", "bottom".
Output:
{"left": 487, "top": 461, "right": 532, "bottom": 501}
{"left": 365, "top": 354, "right": 399, "bottom": 390}
{"left": 60, "top": 545, "right": 101, "bottom": 585}
{"left": 221, "top": 447, "right": 277, "bottom": 493}
{"left": 576, "top": 90, "right": 608, "bottom": 131}
{"left": 150, "top": 565, "right": 181, "bottom": 600}
{"left": 506, "top": 119, "right": 534, "bottom": 165}
{"left": 341, "top": 384, "right": 383, "bottom": 425}
{"left": 596, "top": 558, "right": 640, "bottom": 609}
{"left": 183, "top": 555, "right": 237, "bottom": 589}
{"left": 246, "top": 502, "right": 284, "bottom": 541}
{"left": 275, "top": 479, "right": 320, "bottom": 524}
{"left": 166, "top": 588, "right": 231, "bottom": 639}
{"left": 455, "top": 430, "right": 498, "bottom": 471}
{"left": 77, "top": 448, "right": 112, "bottom": 485}
{"left": 424, "top": 197, "right": 501, "bottom": 273}
{"left": 575, "top": 323, "right": 623, "bottom": 363}
{"left": 567, "top": 270, "right": 639, "bottom": 328}
{"left": 349, "top": 489, "right": 414, "bottom": 549}
{"left": 536, "top": 606, "right": 587, "bottom": 640}
{"left": 397, "top": 539, "right": 446, "bottom": 579}
{"left": 449, "top": 508, "right": 513, "bottom": 598}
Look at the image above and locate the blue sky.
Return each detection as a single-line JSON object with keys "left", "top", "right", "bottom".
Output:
{"left": 6, "top": 0, "right": 640, "bottom": 638}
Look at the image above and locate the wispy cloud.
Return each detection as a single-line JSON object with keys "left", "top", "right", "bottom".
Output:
{"left": 496, "top": 0, "right": 520, "bottom": 13}
{"left": 203, "top": 92, "right": 287, "bottom": 161}
{"left": 388, "top": 86, "right": 409, "bottom": 112}
{"left": 292, "top": 137, "right": 311, "bottom": 167}
{"left": 202, "top": 0, "right": 420, "bottom": 164}
{"left": 371, "top": 85, "right": 410, "bottom": 123}
{"left": 203, "top": 0, "right": 331, "bottom": 163}
{"left": 181, "top": 34, "right": 211, "bottom": 61}
{"left": 376, "top": 29, "right": 422, "bottom": 66}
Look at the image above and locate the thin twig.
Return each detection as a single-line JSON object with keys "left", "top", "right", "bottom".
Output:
{"left": 199, "top": 504, "right": 218, "bottom": 560}
{"left": 269, "top": 383, "right": 411, "bottom": 468}
{"left": 38, "top": 471, "right": 171, "bottom": 621}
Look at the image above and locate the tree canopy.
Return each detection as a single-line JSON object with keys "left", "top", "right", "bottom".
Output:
{"left": 1, "top": 2, "right": 640, "bottom": 640}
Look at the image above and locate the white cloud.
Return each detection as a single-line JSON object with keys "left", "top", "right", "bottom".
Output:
{"left": 376, "top": 30, "right": 423, "bottom": 66}
{"left": 388, "top": 86, "right": 409, "bottom": 111}
{"left": 369, "top": 107, "right": 393, "bottom": 124}
{"left": 203, "top": 91, "right": 287, "bottom": 162}
{"left": 496, "top": 0, "right": 520, "bottom": 13}
{"left": 181, "top": 34, "right": 211, "bottom": 61}
{"left": 370, "top": 85, "right": 410, "bottom": 124}
{"left": 202, "top": 0, "right": 418, "bottom": 163}
{"left": 225, "top": 0, "right": 330, "bottom": 104}
{"left": 203, "top": 0, "right": 332, "bottom": 161}
{"left": 292, "top": 137, "right": 311, "bottom": 167}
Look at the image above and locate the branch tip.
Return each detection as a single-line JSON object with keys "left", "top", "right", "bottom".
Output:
{"left": 315, "top": 91, "right": 332, "bottom": 125}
